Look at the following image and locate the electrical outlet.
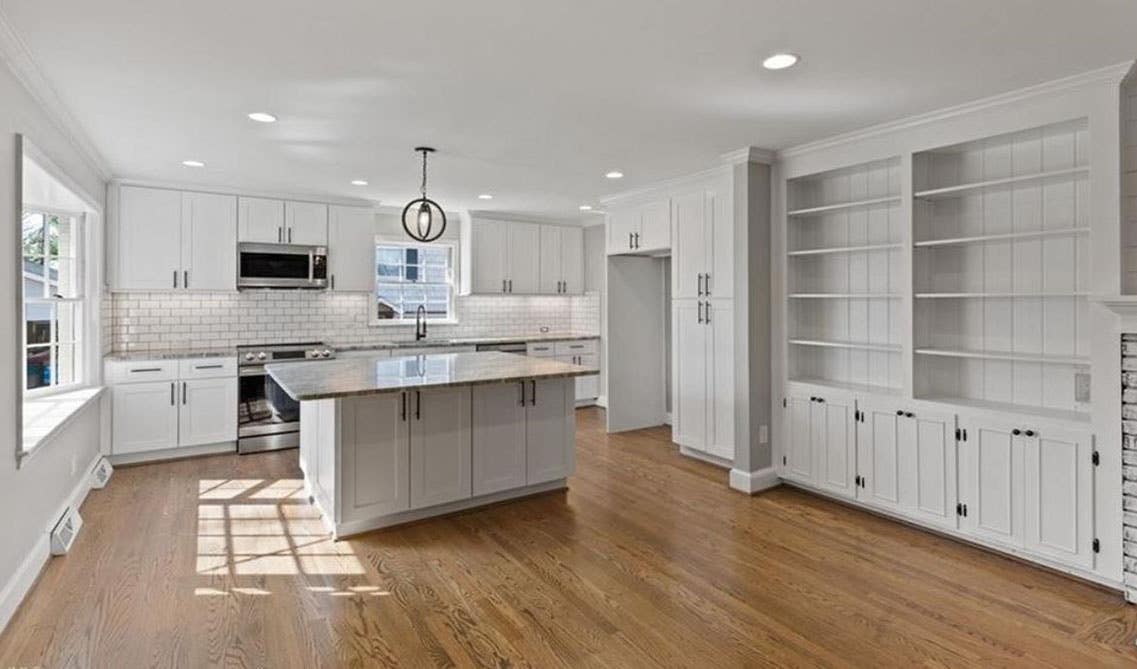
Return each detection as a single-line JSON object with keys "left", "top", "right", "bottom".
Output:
{"left": 1075, "top": 373, "right": 1091, "bottom": 403}
{"left": 759, "top": 424, "right": 768, "bottom": 444}
{"left": 540, "top": 326, "right": 550, "bottom": 333}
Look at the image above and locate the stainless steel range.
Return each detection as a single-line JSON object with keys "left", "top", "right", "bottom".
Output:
{"left": 237, "top": 342, "right": 335, "bottom": 454}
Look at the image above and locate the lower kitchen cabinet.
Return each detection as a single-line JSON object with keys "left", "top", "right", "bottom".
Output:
{"left": 783, "top": 395, "right": 815, "bottom": 484}
{"left": 526, "top": 378, "right": 576, "bottom": 484}
{"left": 179, "top": 377, "right": 238, "bottom": 447}
{"left": 896, "top": 408, "right": 957, "bottom": 529}
{"left": 782, "top": 390, "right": 854, "bottom": 496}
{"left": 409, "top": 387, "right": 472, "bottom": 508}
{"left": 339, "top": 393, "right": 411, "bottom": 517}
{"left": 111, "top": 381, "right": 179, "bottom": 455}
{"left": 472, "top": 382, "right": 528, "bottom": 495}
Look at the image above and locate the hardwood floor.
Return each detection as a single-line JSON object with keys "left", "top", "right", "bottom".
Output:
{"left": 3, "top": 407, "right": 1136, "bottom": 667}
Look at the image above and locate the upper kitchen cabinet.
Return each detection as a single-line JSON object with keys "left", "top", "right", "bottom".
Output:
{"left": 113, "top": 185, "right": 236, "bottom": 291}
{"left": 538, "top": 225, "right": 584, "bottom": 294}
{"left": 459, "top": 217, "right": 551, "bottom": 295}
{"left": 671, "top": 179, "right": 732, "bottom": 300}
{"left": 285, "top": 201, "right": 329, "bottom": 245}
{"left": 328, "top": 205, "right": 375, "bottom": 291}
{"left": 238, "top": 196, "right": 285, "bottom": 243}
{"left": 606, "top": 198, "right": 670, "bottom": 255}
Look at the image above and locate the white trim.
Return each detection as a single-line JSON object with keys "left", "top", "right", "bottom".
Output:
{"left": 720, "top": 146, "right": 776, "bottom": 165}
{"left": 595, "top": 395, "right": 608, "bottom": 409}
{"left": 22, "top": 140, "right": 103, "bottom": 214}
{"left": 600, "top": 163, "right": 733, "bottom": 206}
{"left": 780, "top": 61, "right": 1134, "bottom": 159}
{"left": 111, "top": 178, "right": 379, "bottom": 210}
{"left": 729, "top": 467, "right": 781, "bottom": 494}
{"left": 1090, "top": 294, "right": 1137, "bottom": 318}
{"left": 20, "top": 386, "right": 104, "bottom": 460}
{"left": 0, "top": 449, "right": 100, "bottom": 635}
{"left": 679, "top": 445, "right": 732, "bottom": 469}
{"left": 107, "top": 441, "right": 235, "bottom": 466}
{"left": 0, "top": 10, "right": 110, "bottom": 181}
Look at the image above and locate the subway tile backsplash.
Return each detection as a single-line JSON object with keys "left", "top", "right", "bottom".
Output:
{"left": 106, "top": 291, "right": 600, "bottom": 353}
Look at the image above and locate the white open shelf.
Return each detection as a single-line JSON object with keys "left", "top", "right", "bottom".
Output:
{"left": 914, "top": 347, "right": 1088, "bottom": 366}
{"left": 913, "top": 166, "right": 1089, "bottom": 200}
{"left": 790, "top": 338, "right": 901, "bottom": 353}
{"left": 788, "top": 377, "right": 904, "bottom": 397}
{"left": 787, "top": 242, "right": 903, "bottom": 257}
{"left": 913, "top": 227, "right": 1089, "bottom": 248}
{"left": 787, "top": 195, "right": 902, "bottom": 218}
{"left": 916, "top": 292, "right": 1089, "bottom": 299}
{"left": 918, "top": 395, "right": 1089, "bottom": 424}
{"left": 789, "top": 293, "right": 900, "bottom": 299}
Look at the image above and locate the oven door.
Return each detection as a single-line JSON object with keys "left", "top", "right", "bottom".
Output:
{"left": 238, "top": 243, "right": 327, "bottom": 289}
{"left": 237, "top": 366, "right": 301, "bottom": 453}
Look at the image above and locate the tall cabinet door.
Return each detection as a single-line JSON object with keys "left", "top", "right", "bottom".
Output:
{"left": 671, "top": 190, "right": 706, "bottom": 299}
{"left": 960, "top": 418, "right": 1021, "bottom": 548}
{"left": 705, "top": 182, "right": 732, "bottom": 300}
{"left": 179, "top": 377, "right": 237, "bottom": 447}
{"left": 328, "top": 205, "right": 376, "bottom": 291}
{"left": 285, "top": 201, "right": 328, "bottom": 245}
{"left": 508, "top": 222, "right": 541, "bottom": 294}
{"left": 815, "top": 396, "right": 855, "bottom": 499}
{"left": 1022, "top": 426, "right": 1095, "bottom": 568}
{"left": 672, "top": 300, "right": 708, "bottom": 451}
{"left": 410, "top": 387, "right": 472, "bottom": 509}
{"left": 116, "top": 186, "right": 182, "bottom": 290}
{"left": 783, "top": 395, "right": 814, "bottom": 484}
{"left": 181, "top": 192, "right": 236, "bottom": 291}
{"left": 857, "top": 400, "right": 901, "bottom": 510}
{"left": 896, "top": 410, "right": 957, "bottom": 529}
{"left": 472, "top": 382, "right": 528, "bottom": 495}
{"left": 238, "top": 197, "right": 284, "bottom": 243}
{"left": 526, "top": 378, "right": 575, "bottom": 484}
{"left": 705, "top": 301, "right": 734, "bottom": 460}
{"left": 471, "top": 220, "right": 509, "bottom": 294}
{"left": 538, "top": 226, "right": 563, "bottom": 294}
{"left": 341, "top": 393, "right": 410, "bottom": 519}
{"left": 560, "top": 226, "right": 584, "bottom": 294}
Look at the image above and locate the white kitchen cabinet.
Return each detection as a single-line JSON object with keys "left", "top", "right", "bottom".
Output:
{"left": 672, "top": 183, "right": 731, "bottom": 300}
{"left": 179, "top": 377, "right": 238, "bottom": 447}
{"left": 341, "top": 393, "right": 411, "bottom": 518}
{"left": 461, "top": 217, "right": 543, "bottom": 294}
{"left": 238, "top": 196, "right": 285, "bottom": 243}
{"left": 285, "top": 200, "right": 328, "bottom": 245}
{"left": 328, "top": 205, "right": 376, "bottom": 291}
{"left": 897, "top": 408, "right": 957, "bottom": 529}
{"left": 575, "top": 353, "right": 600, "bottom": 401}
{"left": 855, "top": 399, "right": 901, "bottom": 510}
{"left": 508, "top": 222, "right": 541, "bottom": 294}
{"left": 959, "top": 417, "right": 1020, "bottom": 548}
{"left": 409, "top": 387, "right": 472, "bottom": 509}
{"left": 111, "top": 381, "right": 179, "bottom": 455}
{"left": 116, "top": 186, "right": 183, "bottom": 290}
{"left": 782, "top": 394, "right": 814, "bottom": 484}
{"left": 181, "top": 192, "right": 236, "bottom": 291}
{"left": 813, "top": 394, "right": 856, "bottom": 499}
{"left": 539, "top": 225, "right": 584, "bottom": 294}
{"left": 672, "top": 299, "right": 733, "bottom": 461}
{"left": 606, "top": 198, "right": 670, "bottom": 255}
{"left": 526, "top": 377, "right": 576, "bottom": 484}
{"left": 472, "top": 381, "right": 528, "bottom": 495}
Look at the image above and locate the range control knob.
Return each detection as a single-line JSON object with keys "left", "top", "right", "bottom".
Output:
{"left": 257, "top": 352, "right": 267, "bottom": 361}
{"left": 244, "top": 352, "right": 255, "bottom": 362}
{"left": 321, "top": 349, "right": 332, "bottom": 358}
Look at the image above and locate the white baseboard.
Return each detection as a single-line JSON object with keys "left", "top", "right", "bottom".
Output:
{"left": 679, "top": 445, "right": 731, "bottom": 469}
{"left": 729, "top": 467, "right": 781, "bottom": 495}
{"left": 595, "top": 395, "right": 608, "bottom": 409}
{"left": 663, "top": 412, "right": 673, "bottom": 426}
{"left": 0, "top": 450, "right": 101, "bottom": 635}
{"left": 108, "top": 441, "right": 235, "bottom": 466}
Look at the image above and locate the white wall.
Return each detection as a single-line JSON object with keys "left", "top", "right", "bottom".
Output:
{"left": 0, "top": 56, "right": 107, "bottom": 631}
{"left": 583, "top": 224, "right": 606, "bottom": 399}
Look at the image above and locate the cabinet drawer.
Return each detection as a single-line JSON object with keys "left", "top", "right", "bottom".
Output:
{"left": 553, "top": 339, "right": 598, "bottom": 356}
{"left": 178, "top": 357, "right": 237, "bottom": 379}
{"left": 105, "top": 359, "right": 178, "bottom": 384}
{"left": 527, "top": 342, "right": 556, "bottom": 357}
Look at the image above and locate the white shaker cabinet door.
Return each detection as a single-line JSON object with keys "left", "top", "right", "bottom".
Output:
{"left": 1022, "top": 426, "right": 1095, "bottom": 568}
{"left": 670, "top": 190, "right": 706, "bottom": 300}
{"left": 328, "top": 205, "right": 375, "bottom": 291}
{"left": 560, "top": 225, "right": 584, "bottom": 294}
{"left": 782, "top": 394, "right": 814, "bottom": 485}
{"left": 856, "top": 400, "right": 901, "bottom": 511}
{"left": 472, "top": 381, "right": 529, "bottom": 496}
{"left": 182, "top": 191, "right": 237, "bottom": 291}
{"left": 112, "top": 381, "right": 179, "bottom": 454}
{"left": 341, "top": 393, "right": 411, "bottom": 519}
{"left": 638, "top": 198, "right": 671, "bottom": 252}
{"left": 470, "top": 219, "right": 510, "bottom": 294}
{"left": 116, "top": 186, "right": 182, "bottom": 290}
{"left": 238, "top": 196, "right": 284, "bottom": 243}
{"left": 285, "top": 200, "right": 328, "bottom": 245}
{"left": 814, "top": 395, "right": 856, "bottom": 499}
{"left": 526, "top": 378, "right": 575, "bottom": 484}
{"left": 507, "top": 222, "right": 541, "bottom": 294}
{"left": 538, "top": 225, "right": 563, "bottom": 294}
{"left": 960, "top": 417, "right": 1021, "bottom": 549}
{"left": 896, "top": 409, "right": 957, "bottom": 530}
{"left": 179, "top": 377, "right": 237, "bottom": 447}
{"left": 409, "top": 387, "right": 472, "bottom": 509}
{"left": 672, "top": 300, "right": 708, "bottom": 452}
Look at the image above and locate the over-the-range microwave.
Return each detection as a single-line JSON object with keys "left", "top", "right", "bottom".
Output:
{"left": 237, "top": 242, "right": 328, "bottom": 289}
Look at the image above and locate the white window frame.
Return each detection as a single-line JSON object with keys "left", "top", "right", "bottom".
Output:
{"left": 370, "top": 239, "right": 457, "bottom": 326}
{"left": 21, "top": 205, "right": 87, "bottom": 399}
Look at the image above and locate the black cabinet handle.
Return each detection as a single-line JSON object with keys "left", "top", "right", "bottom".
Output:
{"left": 905, "top": 412, "right": 914, "bottom": 418}
{"left": 1012, "top": 428, "right": 1021, "bottom": 436}
{"left": 519, "top": 381, "right": 526, "bottom": 406}
{"left": 415, "top": 390, "right": 421, "bottom": 420}
{"left": 896, "top": 410, "right": 903, "bottom": 416}
{"left": 130, "top": 367, "right": 162, "bottom": 373}
{"left": 628, "top": 232, "right": 633, "bottom": 249}
{"left": 530, "top": 380, "right": 537, "bottom": 406}
{"left": 170, "top": 382, "right": 175, "bottom": 406}
{"left": 634, "top": 232, "right": 640, "bottom": 248}
{"left": 502, "top": 279, "right": 507, "bottom": 293}
{"left": 1024, "top": 430, "right": 1036, "bottom": 437}
{"left": 401, "top": 392, "right": 406, "bottom": 421}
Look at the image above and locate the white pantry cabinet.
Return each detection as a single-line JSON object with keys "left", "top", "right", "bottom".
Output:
{"left": 671, "top": 182, "right": 732, "bottom": 301}
{"left": 409, "top": 387, "right": 472, "bottom": 508}
{"left": 538, "top": 225, "right": 584, "bottom": 294}
{"left": 672, "top": 299, "right": 734, "bottom": 461}
{"left": 115, "top": 186, "right": 236, "bottom": 291}
{"left": 606, "top": 198, "right": 670, "bottom": 255}
{"left": 328, "top": 205, "right": 376, "bottom": 291}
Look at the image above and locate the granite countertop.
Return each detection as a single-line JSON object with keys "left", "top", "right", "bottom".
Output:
{"left": 334, "top": 332, "right": 599, "bottom": 352}
{"left": 266, "top": 351, "right": 595, "bottom": 401}
{"left": 105, "top": 347, "right": 237, "bottom": 361}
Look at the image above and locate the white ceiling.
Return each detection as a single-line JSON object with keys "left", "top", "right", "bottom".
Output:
{"left": 3, "top": 1, "right": 1135, "bottom": 218}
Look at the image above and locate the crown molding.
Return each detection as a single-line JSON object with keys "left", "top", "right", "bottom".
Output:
{"left": 720, "top": 146, "right": 775, "bottom": 165}
{"left": 780, "top": 60, "right": 1136, "bottom": 160}
{"left": 112, "top": 177, "right": 380, "bottom": 209}
{"left": 600, "top": 162, "right": 732, "bottom": 206}
{"left": 0, "top": 7, "right": 111, "bottom": 181}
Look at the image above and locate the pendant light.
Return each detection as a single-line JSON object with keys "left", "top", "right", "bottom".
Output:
{"left": 401, "top": 146, "right": 446, "bottom": 243}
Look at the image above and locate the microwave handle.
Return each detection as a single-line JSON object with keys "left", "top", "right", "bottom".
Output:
{"left": 309, "top": 249, "right": 315, "bottom": 283}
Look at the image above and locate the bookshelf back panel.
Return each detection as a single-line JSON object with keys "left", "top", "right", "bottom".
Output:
{"left": 915, "top": 355, "right": 1087, "bottom": 414}
{"left": 788, "top": 157, "right": 901, "bottom": 212}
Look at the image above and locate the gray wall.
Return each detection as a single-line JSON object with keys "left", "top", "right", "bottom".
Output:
{"left": 1, "top": 56, "right": 107, "bottom": 629}
{"left": 583, "top": 224, "right": 607, "bottom": 398}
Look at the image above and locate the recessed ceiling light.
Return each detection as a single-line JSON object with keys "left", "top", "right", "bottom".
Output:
{"left": 605, "top": 171, "right": 624, "bottom": 179}
{"left": 181, "top": 160, "right": 205, "bottom": 167}
{"left": 579, "top": 205, "right": 592, "bottom": 211}
{"left": 478, "top": 194, "right": 493, "bottom": 200}
{"left": 351, "top": 179, "right": 368, "bottom": 186}
{"left": 762, "top": 53, "right": 799, "bottom": 70}
{"left": 248, "top": 112, "right": 278, "bottom": 123}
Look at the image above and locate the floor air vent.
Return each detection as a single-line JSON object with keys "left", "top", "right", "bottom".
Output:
{"left": 90, "top": 456, "right": 113, "bottom": 489}
{"left": 50, "top": 507, "right": 83, "bottom": 556}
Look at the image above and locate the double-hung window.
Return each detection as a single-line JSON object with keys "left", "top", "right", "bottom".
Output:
{"left": 22, "top": 209, "right": 84, "bottom": 394}
{"left": 374, "top": 242, "right": 455, "bottom": 323}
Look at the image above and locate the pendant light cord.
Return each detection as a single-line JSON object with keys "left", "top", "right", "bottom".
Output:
{"left": 420, "top": 149, "right": 428, "bottom": 198}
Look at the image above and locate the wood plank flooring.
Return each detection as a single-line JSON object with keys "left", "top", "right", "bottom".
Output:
{"left": 3, "top": 407, "right": 1137, "bottom": 667}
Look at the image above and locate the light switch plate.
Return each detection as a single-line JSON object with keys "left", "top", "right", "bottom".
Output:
{"left": 1075, "top": 373, "right": 1091, "bottom": 403}
{"left": 759, "top": 424, "right": 768, "bottom": 444}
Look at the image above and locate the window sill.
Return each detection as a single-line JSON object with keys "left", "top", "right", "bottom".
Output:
{"left": 369, "top": 318, "right": 459, "bottom": 327}
{"left": 20, "top": 386, "right": 105, "bottom": 466}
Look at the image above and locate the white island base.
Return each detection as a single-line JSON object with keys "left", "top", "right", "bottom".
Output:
{"left": 298, "top": 377, "right": 576, "bottom": 538}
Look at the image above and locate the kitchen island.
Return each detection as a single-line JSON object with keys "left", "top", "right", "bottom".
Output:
{"left": 267, "top": 351, "right": 593, "bottom": 538}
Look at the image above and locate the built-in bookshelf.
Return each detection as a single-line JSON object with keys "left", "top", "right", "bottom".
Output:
{"left": 786, "top": 157, "right": 903, "bottom": 392}
{"left": 912, "top": 119, "right": 1091, "bottom": 418}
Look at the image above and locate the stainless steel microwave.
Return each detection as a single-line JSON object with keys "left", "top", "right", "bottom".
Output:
{"left": 237, "top": 243, "right": 328, "bottom": 289}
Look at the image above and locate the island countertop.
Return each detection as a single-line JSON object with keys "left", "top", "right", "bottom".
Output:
{"left": 266, "top": 351, "right": 596, "bottom": 401}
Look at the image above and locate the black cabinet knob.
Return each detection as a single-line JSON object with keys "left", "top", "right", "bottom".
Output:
{"left": 896, "top": 410, "right": 904, "bottom": 416}
{"left": 906, "top": 412, "right": 914, "bottom": 418}
{"left": 1025, "top": 430, "right": 1036, "bottom": 437}
{"left": 1012, "top": 428, "right": 1021, "bottom": 436}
